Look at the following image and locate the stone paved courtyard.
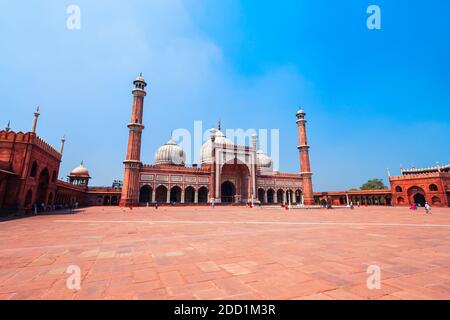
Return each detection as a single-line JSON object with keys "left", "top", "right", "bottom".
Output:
{"left": 0, "top": 205, "right": 449, "bottom": 300}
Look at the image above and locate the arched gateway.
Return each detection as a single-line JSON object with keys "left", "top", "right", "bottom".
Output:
{"left": 220, "top": 161, "right": 252, "bottom": 204}
{"left": 408, "top": 186, "right": 426, "bottom": 206}
{"left": 221, "top": 181, "right": 236, "bottom": 203}
{"left": 413, "top": 193, "right": 426, "bottom": 206}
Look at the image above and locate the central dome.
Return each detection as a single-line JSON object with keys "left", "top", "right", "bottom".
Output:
{"left": 155, "top": 138, "right": 186, "bottom": 166}
{"left": 256, "top": 150, "right": 273, "bottom": 169}
{"left": 200, "top": 129, "right": 233, "bottom": 165}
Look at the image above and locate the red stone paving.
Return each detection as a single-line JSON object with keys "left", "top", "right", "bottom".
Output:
{"left": 1, "top": 205, "right": 450, "bottom": 300}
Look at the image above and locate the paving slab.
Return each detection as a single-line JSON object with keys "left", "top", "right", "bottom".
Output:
{"left": 0, "top": 205, "right": 449, "bottom": 300}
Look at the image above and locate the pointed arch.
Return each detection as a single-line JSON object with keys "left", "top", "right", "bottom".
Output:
{"left": 155, "top": 185, "right": 168, "bottom": 203}
{"left": 198, "top": 186, "right": 208, "bottom": 203}
{"left": 139, "top": 185, "right": 153, "bottom": 204}
{"left": 185, "top": 186, "right": 195, "bottom": 203}
{"left": 170, "top": 186, "right": 182, "bottom": 203}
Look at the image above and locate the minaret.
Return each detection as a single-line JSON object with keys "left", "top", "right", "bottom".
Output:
{"left": 120, "top": 74, "right": 147, "bottom": 207}
{"left": 296, "top": 108, "right": 314, "bottom": 205}
{"left": 31, "top": 106, "right": 40, "bottom": 133}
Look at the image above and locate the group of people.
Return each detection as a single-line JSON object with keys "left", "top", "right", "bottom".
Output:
{"left": 30, "top": 201, "right": 79, "bottom": 215}
{"left": 410, "top": 202, "right": 432, "bottom": 214}
{"left": 135, "top": 199, "right": 434, "bottom": 214}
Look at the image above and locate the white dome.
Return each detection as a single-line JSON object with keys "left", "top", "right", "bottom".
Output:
{"left": 70, "top": 162, "right": 90, "bottom": 177}
{"left": 200, "top": 130, "right": 233, "bottom": 165}
{"left": 155, "top": 138, "right": 186, "bottom": 166}
{"left": 256, "top": 150, "right": 273, "bottom": 170}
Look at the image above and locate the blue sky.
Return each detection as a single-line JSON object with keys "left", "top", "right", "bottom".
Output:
{"left": 1, "top": 0, "right": 449, "bottom": 191}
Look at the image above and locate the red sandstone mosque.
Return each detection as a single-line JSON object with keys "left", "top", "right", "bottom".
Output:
{"left": 119, "top": 74, "right": 313, "bottom": 207}
{"left": 0, "top": 75, "right": 449, "bottom": 214}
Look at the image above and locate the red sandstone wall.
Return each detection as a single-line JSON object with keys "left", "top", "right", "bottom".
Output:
{"left": 0, "top": 130, "right": 62, "bottom": 212}
{"left": 390, "top": 174, "right": 449, "bottom": 207}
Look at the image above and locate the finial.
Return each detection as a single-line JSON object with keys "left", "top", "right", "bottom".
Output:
{"left": 218, "top": 120, "right": 221, "bottom": 131}
{"left": 386, "top": 167, "right": 391, "bottom": 177}
{"left": 81, "top": 160, "right": 84, "bottom": 166}
{"left": 5, "top": 120, "right": 10, "bottom": 132}
{"left": 31, "top": 106, "right": 40, "bottom": 133}
{"left": 59, "top": 135, "right": 66, "bottom": 154}
{"left": 139, "top": 72, "right": 142, "bottom": 77}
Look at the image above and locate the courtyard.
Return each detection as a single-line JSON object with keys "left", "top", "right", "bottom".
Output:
{"left": 0, "top": 205, "right": 449, "bottom": 300}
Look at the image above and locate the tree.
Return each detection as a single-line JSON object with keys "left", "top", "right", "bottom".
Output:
{"left": 360, "top": 179, "right": 387, "bottom": 190}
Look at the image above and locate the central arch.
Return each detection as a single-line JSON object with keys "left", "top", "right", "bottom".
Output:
{"left": 413, "top": 193, "right": 426, "bottom": 206}
{"left": 220, "top": 161, "right": 251, "bottom": 204}
{"left": 408, "top": 186, "right": 426, "bottom": 207}
{"left": 221, "top": 181, "right": 236, "bottom": 203}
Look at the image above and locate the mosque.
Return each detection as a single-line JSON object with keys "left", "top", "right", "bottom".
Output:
{"left": 0, "top": 74, "right": 449, "bottom": 214}
{"left": 119, "top": 74, "right": 314, "bottom": 207}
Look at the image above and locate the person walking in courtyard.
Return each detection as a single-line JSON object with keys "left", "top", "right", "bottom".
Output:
{"left": 155, "top": 202, "right": 158, "bottom": 210}
{"left": 425, "top": 202, "right": 431, "bottom": 214}
{"left": 211, "top": 199, "right": 215, "bottom": 208}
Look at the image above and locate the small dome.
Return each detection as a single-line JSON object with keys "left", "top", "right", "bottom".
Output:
{"left": 70, "top": 162, "right": 90, "bottom": 177}
{"left": 155, "top": 138, "right": 186, "bottom": 166}
{"left": 256, "top": 150, "right": 273, "bottom": 170}
{"left": 296, "top": 108, "right": 305, "bottom": 116}
{"left": 200, "top": 129, "right": 233, "bottom": 165}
